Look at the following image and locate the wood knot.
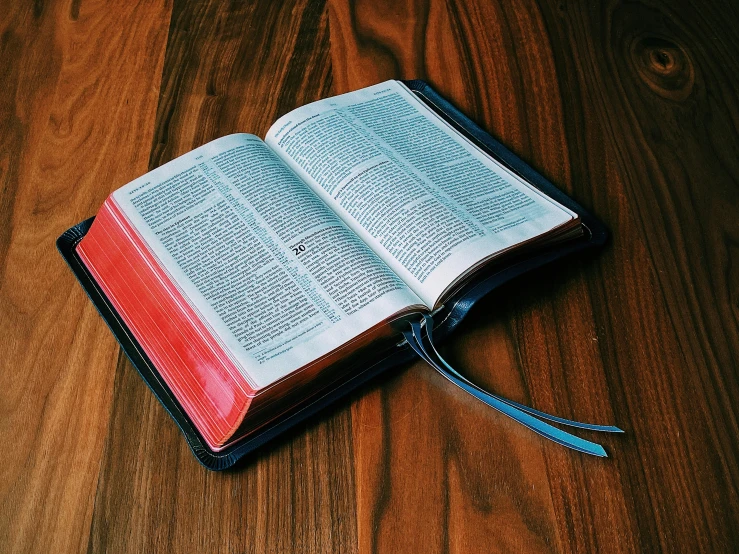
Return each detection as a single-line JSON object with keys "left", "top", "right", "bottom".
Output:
{"left": 630, "top": 36, "right": 694, "bottom": 101}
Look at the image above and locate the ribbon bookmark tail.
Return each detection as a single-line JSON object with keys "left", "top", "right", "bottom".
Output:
{"left": 421, "top": 315, "right": 623, "bottom": 434}
{"left": 403, "top": 326, "right": 609, "bottom": 458}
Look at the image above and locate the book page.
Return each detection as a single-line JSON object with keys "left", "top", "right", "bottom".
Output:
{"left": 112, "top": 134, "right": 423, "bottom": 389}
{"left": 265, "top": 81, "right": 575, "bottom": 307}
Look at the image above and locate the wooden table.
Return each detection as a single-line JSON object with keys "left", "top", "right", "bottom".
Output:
{"left": 2, "top": 0, "right": 737, "bottom": 552}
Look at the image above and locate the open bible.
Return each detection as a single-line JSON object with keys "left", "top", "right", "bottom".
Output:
{"left": 58, "top": 80, "right": 621, "bottom": 469}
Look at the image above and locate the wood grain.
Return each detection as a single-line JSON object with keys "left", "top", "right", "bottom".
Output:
{"left": 0, "top": 0, "right": 171, "bottom": 552}
{"left": 1, "top": 0, "right": 738, "bottom": 552}
{"left": 329, "top": 0, "right": 739, "bottom": 551}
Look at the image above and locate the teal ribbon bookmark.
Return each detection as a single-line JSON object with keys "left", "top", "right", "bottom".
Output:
{"left": 403, "top": 315, "right": 623, "bottom": 457}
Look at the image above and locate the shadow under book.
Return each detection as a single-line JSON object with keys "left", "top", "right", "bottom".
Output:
{"left": 58, "top": 80, "right": 621, "bottom": 470}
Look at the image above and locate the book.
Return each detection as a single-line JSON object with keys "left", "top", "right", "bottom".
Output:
{"left": 58, "top": 80, "right": 621, "bottom": 470}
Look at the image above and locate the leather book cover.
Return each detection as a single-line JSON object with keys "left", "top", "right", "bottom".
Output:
{"left": 57, "top": 80, "right": 607, "bottom": 470}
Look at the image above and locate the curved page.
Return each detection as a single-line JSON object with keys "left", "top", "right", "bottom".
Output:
{"left": 266, "top": 81, "right": 576, "bottom": 308}
{"left": 111, "top": 134, "right": 423, "bottom": 389}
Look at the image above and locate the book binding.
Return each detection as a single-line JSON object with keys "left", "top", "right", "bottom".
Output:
{"left": 57, "top": 80, "right": 610, "bottom": 470}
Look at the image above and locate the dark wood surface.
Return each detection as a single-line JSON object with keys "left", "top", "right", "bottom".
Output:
{"left": 1, "top": 0, "right": 737, "bottom": 552}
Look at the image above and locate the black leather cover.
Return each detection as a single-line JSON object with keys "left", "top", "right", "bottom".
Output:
{"left": 56, "top": 80, "right": 607, "bottom": 470}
